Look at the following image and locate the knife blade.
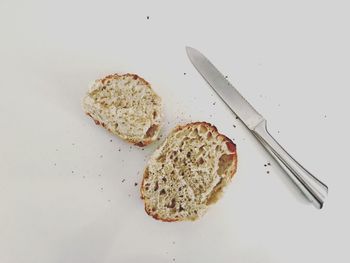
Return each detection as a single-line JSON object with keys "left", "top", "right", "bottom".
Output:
{"left": 186, "top": 46, "right": 328, "bottom": 209}
{"left": 186, "top": 46, "right": 264, "bottom": 130}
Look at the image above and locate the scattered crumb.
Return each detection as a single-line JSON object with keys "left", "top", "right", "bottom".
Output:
{"left": 142, "top": 148, "right": 145, "bottom": 151}
{"left": 212, "top": 102, "right": 216, "bottom": 106}
{"left": 225, "top": 76, "right": 228, "bottom": 79}
{"left": 110, "top": 139, "right": 113, "bottom": 142}
{"left": 277, "top": 130, "right": 280, "bottom": 134}
{"left": 71, "top": 170, "right": 74, "bottom": 174}
{"left": 100, "top": 155, "right": 103, "bottom": 158}
{"left": 118, "top": 148, "right": 121, "bottom": 152}
{"left": 235, "top": 116, "right": 239, "bottom": 120}
{"left": 233, "top": 124, "right": 236, "bottom": 128}
{"left": 173, "top": 258, "right": 176, "bottom": 261}
{"left": 134, "top": 182, "right": 138, "bottom": 186}
{"left": 128, "top": 194, "right": 131, "bottom": 197}
{"left": 209, "top": 114, "right": 213, "bottom": 117}
{"left": 183, "top": 72, "right": 186, "bottom": 75}
{"left": 146, "top": 16, "right": 149, "bottom": 19}
{"left": 267, "top": 162, "right": 271, "bottom": 166}
{"left": 267, "top": 171, "right": 270, "bottom": 174}
{"left": 167, "top": 121, "right": 170, "bottom": 125}
{"left": 324, "top": 115, "right": 327, "bottom": 118}
{"left": 264, "top": 164, "right": 267, "bottom": 167}
{"left": 122, "top": 179, "right": 125, "bottom": 183}
{"left": 100, "top": 187, "right": 104, "bottom": 191}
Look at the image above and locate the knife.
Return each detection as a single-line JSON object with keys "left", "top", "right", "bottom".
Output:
{"left": 186, "top": 46, "right": 328, "bottom": 209}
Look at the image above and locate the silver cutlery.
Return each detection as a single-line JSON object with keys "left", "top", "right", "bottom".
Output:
{"left": 186, "top": 46, "right": 328, "bottom": 209}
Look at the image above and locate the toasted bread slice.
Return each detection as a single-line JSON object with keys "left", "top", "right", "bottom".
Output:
{"left": 83, "top": 73, "right": 162, "bottom": 146}
{"left": 141, "top": 122, "right": 237, "bottom": 222}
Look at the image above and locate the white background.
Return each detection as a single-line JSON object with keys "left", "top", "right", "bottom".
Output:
{"left": 1, "top": 0, "right": 349, "bottom": 262}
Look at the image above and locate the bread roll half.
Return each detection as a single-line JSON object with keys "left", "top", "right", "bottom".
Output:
{"left": 141, "top": 122, "right": 237, "bottom": 221}
{"left": 83, "top": 73, "right": 162, "bottom": 146}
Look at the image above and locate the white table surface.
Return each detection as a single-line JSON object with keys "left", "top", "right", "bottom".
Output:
{"left": 1, "top": 0, "right": 349, "bottom": 262}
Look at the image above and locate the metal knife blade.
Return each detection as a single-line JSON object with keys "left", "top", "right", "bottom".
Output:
{"left": 186, "top": 46, "right": 264, "bottom": 130}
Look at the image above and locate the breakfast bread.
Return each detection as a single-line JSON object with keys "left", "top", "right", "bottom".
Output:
{"left": 83, "top": 73, "right": 162, "bottom": 146}
{"left": 141, "top": 122, "right": 237, "bottom": 221}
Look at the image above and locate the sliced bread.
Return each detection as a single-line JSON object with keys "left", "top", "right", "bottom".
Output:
{"left": 83, "top": 73, "right": 162, "bottom": 146}
{"left": 141, "top": 122, "right": 237, "bottom": 222}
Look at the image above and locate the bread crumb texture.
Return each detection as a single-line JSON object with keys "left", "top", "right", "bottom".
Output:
{"left": 83, "top": 73, "right": 162, "bottom": 146}
{"left": 141, "top": 122, "right": 237, "bottom": 222}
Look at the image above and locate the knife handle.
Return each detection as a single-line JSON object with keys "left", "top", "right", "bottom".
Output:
{"left": 252, "top": 119, "right": 328, "bottom": 209}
